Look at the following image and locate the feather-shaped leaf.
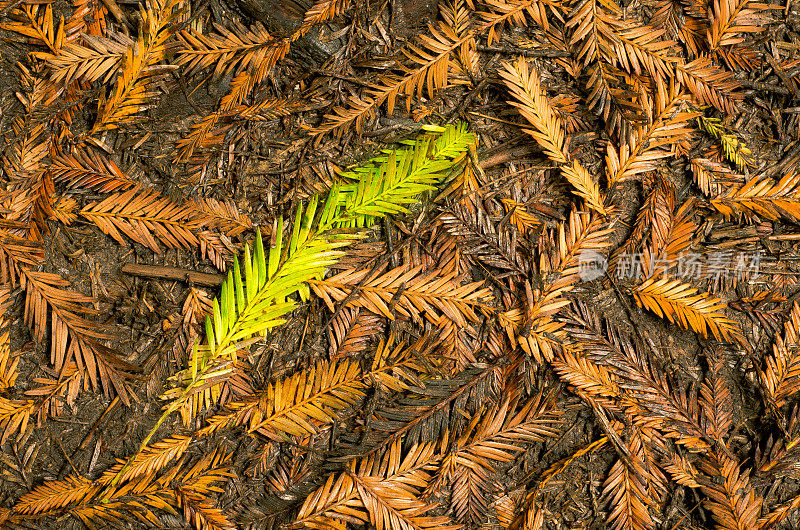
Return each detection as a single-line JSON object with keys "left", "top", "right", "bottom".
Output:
{"left": 21, "top": 270, "right": 136, "bottom": 404}
{"left": 711, "top": 173, "right": 800, "bottom": 222}
{"left": 633, "top": 276, "right": 742, "bottom": 342}
{"left": 308, "top": 264, "right": 492, "bottom": 328}
{"left": 80, "top": 188, "right": 205, "bottom": 252}
{"left": 313, "top": 23, "right": 474, "bottom": 136}
{"left": 762, "top": 301, "right": 800, "bottom": 408}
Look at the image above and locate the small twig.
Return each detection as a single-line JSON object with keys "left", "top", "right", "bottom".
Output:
{"left": 737, "top": 78, "right": 792, "bottom": 95}
{"left": 477, "top": 44, "right": 572, "bottom": 58}
{"left": 53, "top": 434, "right": 81, "bottom": 479}
{"left": 120, "top": 263, "right": 224, "bottom": 287}
{"left": 308, "top": 68, "right": 376, "bottom": 88}
{"left": 446, "top": 78, "right": 489, "bottom": 120}
{"left": 764, "top": 53, "right": 797, "bottom": 96}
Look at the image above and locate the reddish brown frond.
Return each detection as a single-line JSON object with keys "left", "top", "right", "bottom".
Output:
{"left": 499, "top": 57, "right": 568, "bottom": 165}
{"left": 586, "top": 61, "right": 648, "bottom": 140}
{"left": 602, "top": 450, "right": 656, "bottom": 529}
{"left": 106, "top": 435, "right": 193, "bottom": 485}
{"left": 80, "top": 188, "right": 205, "bottom": 252}
{"left": 475, "top": 0, "right": 563, "bottom": 45}
{"left": 566, "top": 0, "right": 623, "bottom": 65}
{"left": 711, "top": 173, "right": 800, "bottom": 222}
{"left": 313, "top": 22, "right": 474, "bottom": 136}
{"left": 647, "top": 0, "right": 706, "bottom": 57}
{"left": 21, "top": 269, "right": 136, "bottom": 403}
{"left": 175, "top": 22, "right": 285, "bottom": 79}
{"left": 295, "top": 440, "right": 458, "bottom": 530}
{"left": 708, "top": 0, "right": 775, "bottom": 51}
{"left": 308, "top": 264, "right": 492, "bottom": 328}
{"left": 664, "top": 453, "right": 702, "bottom": 488}
{"left": 606, "top": 83, "right": 699, "bottom": 184}
{"left": 699, "top": 353, "right": 733, "bottom": 441}
{"left": 633, "top": 276, "right": 743, "bottom": 342}
{"left": 92, "top": 0, "right": 181, "bottom": 131}
{"left": 698, "top": 453, "right": 763, "bottom": 530}
{"left": 0, "top": 288, "right": 17, "bottom": 391}
{"left": 0, "top": 227, "right": 44, "bottom": 284}
{"left": 762, "top": 301, "right": 800, "bottom": 408}
{"left": 613, "top": 24, "right": 677, "bottom": 81}
{"left": 676, "top": 57, "right": 742, "bottom": 114}
{"left": 552, "top": 346, "right": 622, "bottom": 409}
{"left": 14, "top": 474, "right": 99, "bottom": 515}
{"left": 189, "top": 197, "right": 252, "bottom": 236}
{"left": 49, "top": 147, "right": 136, "bottom": 192}
{"left": 198, "top": 359, "right": 366, "bottom": 440}
{"left": 1, "top": 3, "right": 63, "bottom": 53}
{"left": 41, "top": 32, "right": 131, "bottom": 85}
{"left": 329, "top": 307, "right": 386, "bottom": 358}
{"left": 504, "top": 210, "right": 612, "bottom": 363}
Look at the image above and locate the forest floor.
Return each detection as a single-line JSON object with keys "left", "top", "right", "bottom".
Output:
{"left": 1, "top": 0, "right": 800, "bottom": 529}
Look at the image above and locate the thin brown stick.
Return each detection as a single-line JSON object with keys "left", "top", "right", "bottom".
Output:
{"left": 120, "top": 263, "right": 224, "bottom": 287}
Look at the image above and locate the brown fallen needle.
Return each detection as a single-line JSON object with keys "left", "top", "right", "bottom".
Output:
{"left": 120, "top": 263, "right": 224, "bottom": 287}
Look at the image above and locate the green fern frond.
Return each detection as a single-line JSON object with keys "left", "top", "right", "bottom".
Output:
{"left": 166, "top": 209, "right": 350, "bottom": 425}
{"left": 332, "top": 122, "right": 475, "bottom": 228}
{"left": 696, "top": 115, "right": 754, "bottom": 171}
